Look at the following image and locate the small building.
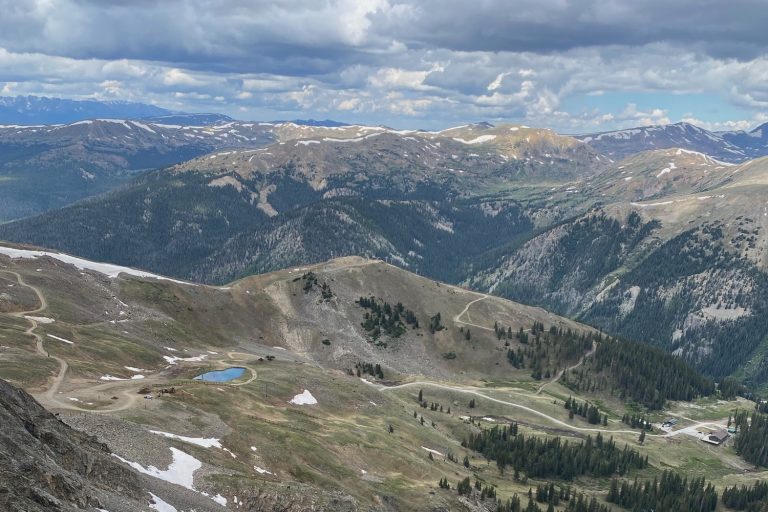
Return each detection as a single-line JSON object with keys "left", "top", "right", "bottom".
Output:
{"left": 702, "top": 429, "right": 730, "bottom": 445}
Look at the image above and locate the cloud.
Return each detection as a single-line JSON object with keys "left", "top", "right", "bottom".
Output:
{"left": 681, "top": 114, "right": 768, "bottom": 132}
{"left": 0, "top": 0, "right": 766, "bottom": 130}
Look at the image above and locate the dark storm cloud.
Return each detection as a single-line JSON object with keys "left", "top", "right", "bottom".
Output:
{"left": 0, "top": 0, "right": 404, "bottom": 75}
{"left": 1, "top": 0, "right": 766, "bottom": 74}
{"left": 381, "top": 0, "right": 768, "bottom": 59}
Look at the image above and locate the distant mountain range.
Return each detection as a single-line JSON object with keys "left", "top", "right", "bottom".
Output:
{"left": 0, "top": 122, "right": 597, "bottom": 281}
{"left": 0, "top": 118, "right": 277, "bottom": 221}
{"left": 576, "top": 121, "right": 768, "bottom": 163}
{"left": 0, "top": 95, "right": 177, "bottom": 125}
{"left": 0, "top": 95, "right": 356, "bottom": 129}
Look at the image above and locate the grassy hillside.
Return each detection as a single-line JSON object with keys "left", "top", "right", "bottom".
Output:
{"left": 0, "top": 243, "right": 761, "bottom": 511}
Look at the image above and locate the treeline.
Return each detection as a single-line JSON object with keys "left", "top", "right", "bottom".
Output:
{"left": 620, "top": 413, "right": 653, "bottom": 431}
{"left": 438, "top": 478, "right": 612, "bottom": 512}
{"left": 356, "top": 296, "right": 419, "bottom": 339}
{"left": 565, "top": 335, "right": 714, "bottom": 409}
{"left": 564, "top": 397, "right": 607, "bottom": 425}
{"left": 504, "top": 324, "right": 594, "bottom": 381}
{"left": 496, "top": 490, "right": 611, "bottom": 512}
{"left": 354, "top": 362, "right": 384, "bottom": 379}
{"left": 733, "top": 409, "right": 768, "bottom": 467}
{"left": 722, "top": 481, "right": 768, "bottom": 511}
{"left": 720, "top": 377, "right": 748, "bottom": 400}
{"left": 492, "top": 211, "right": 659, "bottom": 316}
{"left": 607, "top": 471, "right": 717, "bottom": 512}
{"left": 298, "top": 271, "right": 333, "bottom": 299}
{"left": 462, "top": 424, "right": 646, "bottom": 480}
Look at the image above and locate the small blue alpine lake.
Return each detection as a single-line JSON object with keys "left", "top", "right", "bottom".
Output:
{"left": 193, "top": 367, "right": 247, "bottom": 382}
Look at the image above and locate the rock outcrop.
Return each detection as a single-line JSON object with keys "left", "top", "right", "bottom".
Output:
{"left": 0, "top": 379, "right": 146, "bottom": 511}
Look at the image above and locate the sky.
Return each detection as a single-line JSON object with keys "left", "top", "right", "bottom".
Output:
{"left": 1, "top": 0, "right": 767, "bottom": 132}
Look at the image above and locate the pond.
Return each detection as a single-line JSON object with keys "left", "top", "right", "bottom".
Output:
{"left": 193, "top": 367, "right": 247, "bottom": 382}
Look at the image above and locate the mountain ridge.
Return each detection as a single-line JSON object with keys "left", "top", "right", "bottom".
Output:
{"left": 576, "top": 121, "right": 768, "bottom": 163}
{"left": 0, "top": 95, "right": 176, "bottom": 125}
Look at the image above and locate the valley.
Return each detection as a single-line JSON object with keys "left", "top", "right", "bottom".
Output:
{"left": 6, "top": 118, "right": 768, "bottom": 394}
{"left": 3, "top": 115, "right": 768, "bottom": 511}
{"left": 1, "top": 242, "right": 766, "bottom": 511}
{"left": 6, "top": 2, "right": 768, "bottom": 510}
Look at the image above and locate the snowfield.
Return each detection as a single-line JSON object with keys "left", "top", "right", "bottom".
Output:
{"left": 0, "top": 246, "right": 193, "bottom": 285}
{"left": 116, "top": 447, "right": 228, "bottom": 508}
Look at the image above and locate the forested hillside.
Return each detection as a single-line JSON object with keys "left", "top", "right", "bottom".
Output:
{"left": 583, "top": 225, "right": 768, "bottom": 385}
{"left": 564, "top": 335, "right": 716, "bottom": 409}
{"left": 471, "top": 211, "right": 660, "bottom": 315}
{"left": 471, "top": 205, "right": 768, "bottom": 389}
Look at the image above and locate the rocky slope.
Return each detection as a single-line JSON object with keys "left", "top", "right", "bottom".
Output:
{"left": 0, "top": 378, "right": 147, "bottom": 512}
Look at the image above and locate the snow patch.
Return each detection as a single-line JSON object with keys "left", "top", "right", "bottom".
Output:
{"left": 210, "top": 494, "right": 227, "bottom": 506}
{"left": 656, "top": 161, "right": 676, "bottom": 178}
{"left": 289, "top": 389, "right": 318, "bottom": 405}
{"left": 163, "top": 354, "right": 208, "bottom": 365}
{"left": 452, "top": 134, "right": 497, "bottom": 144}
{"left": 421, "top": 446, "right": 444, "bottom": 457}
{"left": 115, "top": 447, "right": 199, "bottom": 489}
{"left": 630, "top": 200, "right": 675, "bottom": 207}
{"left": 25, "top": 316, "right": 54, "bottom": 324}
{"left": 149, "top": 493, "right": 177, "bottom": 512}
{"left": 100, "top": 375, "right": 126, "bottom": 381}
{"left": 149, "top": 430, "right": 222, "bottom": 449}
{"left": 48, "top": 334, "right": 74, "bottom": 345}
